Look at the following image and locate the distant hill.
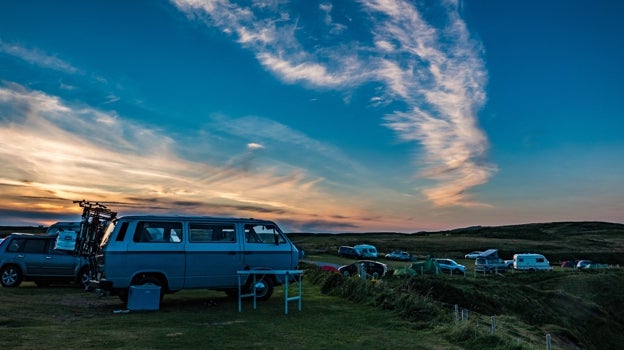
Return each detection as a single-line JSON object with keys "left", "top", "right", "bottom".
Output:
{"left": 289, "top": 221, "right": 624, "bottom": 265}
{"left": 289, "top": 220, "right": 624, "bottom": 236}
{"left": 444, "top": 221, "right": 624, "bottom": 238}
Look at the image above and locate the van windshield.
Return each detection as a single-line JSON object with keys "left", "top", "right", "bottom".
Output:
{"left": 244, "top": 224, "right": 286, "bottom": 244}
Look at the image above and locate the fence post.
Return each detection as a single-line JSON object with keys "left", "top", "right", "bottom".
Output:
{"left": 490, "top": 316, "right": 496, "bottom": 334}
{"left": 455, "top": 305, "right": 459, "bottom": 321}
{"left": 462, "top": 309, "right": 468, "bottom": 321}
{"left": 546, "top": 334, "right": 552, "bottom": 350}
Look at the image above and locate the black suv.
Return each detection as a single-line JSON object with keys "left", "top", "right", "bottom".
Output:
{"left": 0, "top": 233, "right": 90, "bottom": 288}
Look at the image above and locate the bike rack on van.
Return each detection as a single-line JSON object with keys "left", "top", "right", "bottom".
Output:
{"left": 73, "top": 200, "right": 117, "bottom": 284}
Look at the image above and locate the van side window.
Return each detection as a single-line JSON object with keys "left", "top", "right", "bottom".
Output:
{"left": 116, "top": 222, "right": 129, "bottom": 241}
{"left": 133, "top": 222, "right": 183, "bottom": 243}
{"left": 189, "top": 223, "right": 236, "bottom": 243}
{"left": 536, "top": 258, "right": 544, "bottom": 263}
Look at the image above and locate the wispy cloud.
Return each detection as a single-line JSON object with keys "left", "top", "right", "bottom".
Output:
{"left": 171, "top": 0, "right": 497, "bottom": 206}
{"left": 0, "top": 38, "right": 80, "bottom": 74}
{"left": 0, "top": 83, "right": 380, "bottom": 230}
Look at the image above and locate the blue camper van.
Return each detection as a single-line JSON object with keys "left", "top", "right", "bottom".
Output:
{"left": 353, "top": 244, "right": 378, "bottom": 259}
{"left": 90, "top": 216, "right": 300, "bottom": 302}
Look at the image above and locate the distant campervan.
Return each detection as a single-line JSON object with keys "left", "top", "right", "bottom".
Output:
{"left": 353, "top": 244, "right": 378, "bottom": 259}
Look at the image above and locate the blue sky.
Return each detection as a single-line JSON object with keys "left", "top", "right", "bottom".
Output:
{"left": 0, "top": 0, "right": 622, "bottom": 232}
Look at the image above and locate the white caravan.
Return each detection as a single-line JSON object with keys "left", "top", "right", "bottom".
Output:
{"left": 512, "top": 253, "right": 553, "bottom": 271}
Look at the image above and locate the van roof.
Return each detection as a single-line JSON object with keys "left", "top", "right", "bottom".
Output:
{"left": 117, "top": 215, "right": 277, "bottom": 225}
{"left": 478, "top": 249, "right": 498, "bottom": 257}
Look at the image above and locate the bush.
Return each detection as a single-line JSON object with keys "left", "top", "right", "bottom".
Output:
{"left": 444, "top": 322, "right": 535, "bottom": 350}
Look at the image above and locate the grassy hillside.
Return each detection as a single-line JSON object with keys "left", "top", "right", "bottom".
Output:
{"left": 303, "top": 263, "right": 624, "bottom": 350}
{"left": 290, "top": 221, "right": 624, "bottom": 349}
{"left": 289, "top": 221, "right": 624, "bottom": 265}
{"left": 1, "top": 221, "right": 621, "bottom": 349}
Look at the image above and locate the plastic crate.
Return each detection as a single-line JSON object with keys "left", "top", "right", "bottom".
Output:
{"left": 127, "top": 284, "right": 161, "bottom": 311}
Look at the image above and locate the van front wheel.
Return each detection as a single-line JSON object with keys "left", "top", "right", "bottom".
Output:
{"left": 252, "top": 275, "right": 274, "bottom": 301}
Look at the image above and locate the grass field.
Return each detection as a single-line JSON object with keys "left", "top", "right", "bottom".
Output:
{"left": 1, "top": 221, "right": 622, "bottom": 349}
{"left": 1, "top": 280, "right": 464, "bottom": 350}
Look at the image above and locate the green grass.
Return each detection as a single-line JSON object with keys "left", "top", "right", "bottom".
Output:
{"left": 2, "top": 221, "right": 622, "bottom": 349}
{"left": 0, "top": 280, "right": 461, "bottom": 350}
{"left": 2, "top": 266, "right": 620, "bottom": 349}
{"left": 291, "top": 221, "right": 624, "bottom": 265}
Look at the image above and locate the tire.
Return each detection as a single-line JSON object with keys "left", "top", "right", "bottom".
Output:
{"left": 454, "top": 269, "right": 462, "bottom": 274}
{"left": 342, "top": 270, "right": 350, "bottom": 277}
{"left": 372, "top": 272, "right": 380, "bottom": 279}
{"left": 1, "top": 265, "right": 22, "bottom": 287}
{"left": 252, "top": 275, "right": 274, "bottom": 301}
{"left": 77, "top": 267, "right": 91, "bottom": 289}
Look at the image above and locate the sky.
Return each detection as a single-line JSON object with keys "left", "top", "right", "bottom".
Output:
{"left": 0, "top": 0, "right": 622, "bottom": 233}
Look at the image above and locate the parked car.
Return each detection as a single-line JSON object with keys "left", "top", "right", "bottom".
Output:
{"left": 475, "top": 257, "right": 507, "bottom": 273}
{"left": 436, "top": 259, "right": 466, "bottom": 274}
{"left": 575, "top": 260, "right": 609, "bottom": 269}
{"left": 576, "top": 260, "right": 592, "bottom": 269}
{"left": 0, "top": 233, "right": 90, "bottom": 288}
{"left": 320, "top": 265, "right": 339, "bottom": 273}
{"left": 474, "top": 249, "right": 507, "bottom": 273}
{"left": 561, "top": 260, "right": 575, "bottom": 268}
{"left": 464, "top": 251, "right": 483, "bottom": 259}
{"left": 338, "top": 246, "right": 359, "bottom": 259}
{"left": 338, "top": 260, "right": 388, "bottom": 279}
{"left": 385, "top": 250, "right": 412, "bottom": 261}
{"left": 46, "top": 221, "right": 81, "bottom": 236}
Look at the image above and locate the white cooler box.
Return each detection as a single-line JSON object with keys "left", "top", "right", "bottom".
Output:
{"left": 127, "top": 284, "right": 161, "bottom": 311}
